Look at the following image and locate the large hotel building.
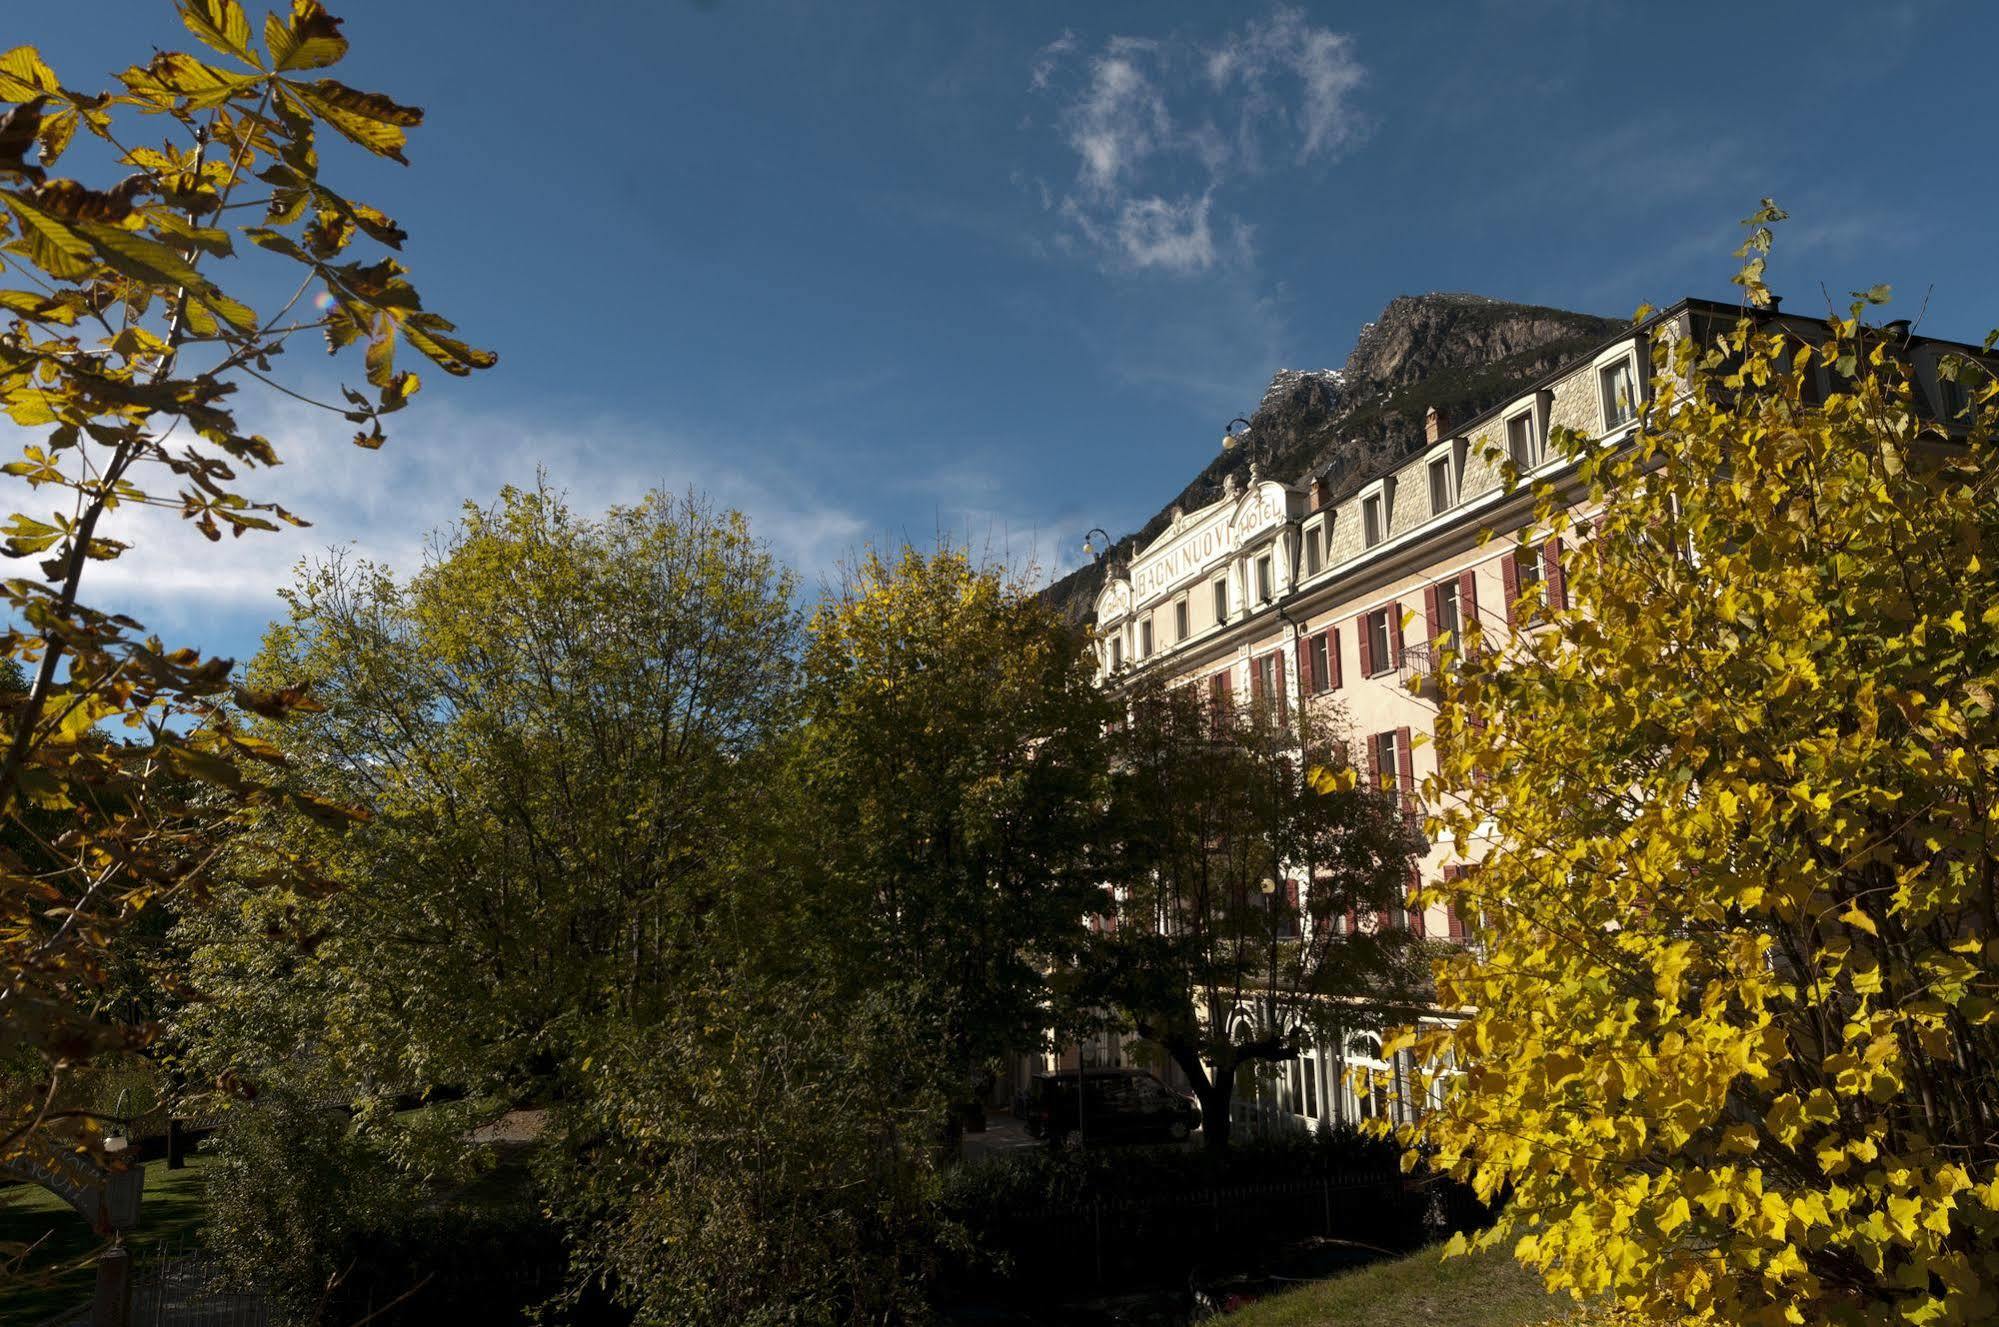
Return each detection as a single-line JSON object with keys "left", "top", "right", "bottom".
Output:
{"left": 1071, "top": 295, "right": 1991, "bottom": 1134}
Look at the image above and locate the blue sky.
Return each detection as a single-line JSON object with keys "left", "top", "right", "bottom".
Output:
{"left": 18, "top": 1, "right": 1999, "bottom": 664}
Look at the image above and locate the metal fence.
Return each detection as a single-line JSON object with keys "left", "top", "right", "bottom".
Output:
{"left": 126, "top": 1244, "right": 267, "bottom": 1327}
{"left": 983, "top": 1167, "right": 1406, "bottom": 1291}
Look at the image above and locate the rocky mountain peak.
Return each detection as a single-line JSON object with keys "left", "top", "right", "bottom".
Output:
{"left": 1043, "top": 293, "right": 1624, "bottom": 624}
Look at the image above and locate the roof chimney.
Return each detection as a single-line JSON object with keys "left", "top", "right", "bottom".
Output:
{"left": 1310, "top": 474, "right": 1335, "bottom": 512}
{"left": 1425, "top": 405, "right": 1448, "bottom": 445}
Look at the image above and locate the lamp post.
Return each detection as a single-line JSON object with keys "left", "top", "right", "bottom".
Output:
{"left": 1081, "top": 527, "right": 1112, "bottom": 560}
{"left": 1260, "top": 875, "right": 1280, "bottom": 1130}
{"left": 1223, "top": 417, "right": 1253, "bottom": 451}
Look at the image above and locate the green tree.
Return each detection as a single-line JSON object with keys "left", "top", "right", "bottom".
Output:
{"left": 1410, "top": 215, "right": 1999, "bottom": 1325}
{"left": 176, "top": 483, "right": 797, "bottom": 1113}
{"left": 790, "top": 546, "right": 1112, "bottom": 1133}
{"left": 0, "top": 0, "right": 488, "bottom": 1180}
{"left": 1089, "top": 684, "right": 1428, "bottom": 1150}
{"left": 546, "top": 974, "right": 949, "bottom": 1327}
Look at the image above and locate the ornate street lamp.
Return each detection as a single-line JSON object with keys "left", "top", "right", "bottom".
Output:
{"left": 1223, "top": 416, "right": 1253, "bottom": 450}
{"left": 1081, "top": 526, "right": 1112, "bottom": 559}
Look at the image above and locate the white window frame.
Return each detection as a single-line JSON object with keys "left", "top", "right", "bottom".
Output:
{"left": 1175, "top": 595, "right": 1190, "bottom": 642}
{"left": 1212, "top": 577, "right": 1229, "bottom": 624}
{"left": 1595, "top": 345, "right": 1643, "bottom": 434}
{"left": 1139, "top": 615, "right": 1153, "bottom": 658}
{"left": 1365, "top": 608, "right": 1393, "bottom": 676}
{"left": 1255, "top": 553, "right": 1273, "bottom": 604}
{"left": 1359, "top": 477, "right": 1393, "bottom": 548}
{"left": 1373, "top": 728, "right": 1399, "bottom": 789}
{"left": 1433, "top": 578, "right": 1460, "bottom": 641}
{"left": 1302, "top": 519, "right": 1325, "bottom": 577}
{"left": 1256, "top": 652, "right": 1278, "bottom": 703}
{"left": 1425, "top": 449, "right": 1454, "bottom": 516}
{"left": 1504, "top": 406, "right": 1540, "bottom": 473}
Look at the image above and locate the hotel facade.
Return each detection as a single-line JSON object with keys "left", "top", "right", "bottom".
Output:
{"left": 1076, "top": 296, "right": 1992, "bottom": 1133}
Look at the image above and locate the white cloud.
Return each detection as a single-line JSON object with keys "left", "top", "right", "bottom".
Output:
{"left": 1028, "top": 30, "right": 1077, "bottom": 92}
{"left": 1114, "top": 194, "right": 1218, "bottom": 272}
{"left": 2, "top": 385, "right": 871, "bottom": 649}
{"left": 1029, "top": 6, "right": 1366, "bottom": 274}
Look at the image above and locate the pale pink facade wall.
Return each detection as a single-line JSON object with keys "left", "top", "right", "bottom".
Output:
{"left": 1092, "top": 319, "right": 1673, "bottom": 938}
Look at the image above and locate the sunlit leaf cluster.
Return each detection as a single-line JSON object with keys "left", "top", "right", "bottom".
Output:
{"left": 0, "top": 1, "right": 487, "bottom": 1176}
{"left": 1407, "top": 219, "right": 1999, "bottom": 1325}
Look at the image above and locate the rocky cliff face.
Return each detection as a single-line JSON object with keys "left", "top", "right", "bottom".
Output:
{"left": 1043, "top": 292, "right": 1621, "bottom": 623}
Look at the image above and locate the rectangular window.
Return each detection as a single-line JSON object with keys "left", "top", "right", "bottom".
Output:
{"left": 1362, "top": 494, "right": 1384, "bottom": 547}
{"left": 1304, "top": 1058, "right": 1318, "bottom": 1120}
{"left": 1428, "top": 456, "right": 1453, "bottom": 515}
{"left": 1255, "top": 652, "right": 1278, "bottom": 709}
{"left": 1309, "top": 633, "right": 1330, "bottom": 693}
{"left": 1941, "top": 363, "right": 1986, "bottom": 422}
{"left": 1600, "top": 356, "right": 1639, "bottom": 430}
{"left": 1304, "top": 524, "right": 1323, "bottom": 576}
{"left": 1374, "top": 729, "right": 1398, "bottom": 792}
{"left": 1433, "top": 580, "right": 1459, "bottom": 642}
{"left": 1212, "top": 578, "right": 1228, "bottom": 624}
{"left": 1109, "top": 637, "right": 1122, "bottom": 670}
{"left": 1175, "top": 597, "right": 1189, "bottom": 641}
{"left": 1139, "top": 617, "right": 1153, "bottom": 658}
{"left": 1506, "top": 411, "right": 1539, "bottom": 472}
{"left": 1365, "top": 608, "right": 1392, "bottom": 675}
{"left": 1256, "top": 554, "right": 1273, "bottom": 603}
{"left": 1516, "top": 550, "right": 1545, "bottom": 624}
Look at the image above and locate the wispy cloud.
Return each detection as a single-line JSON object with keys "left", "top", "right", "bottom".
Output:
{"left": 3, "top": 385, "right": 871, "bottom": 649}
{"left": 1028, "top": 7, "right": 1367, "bottom": 274}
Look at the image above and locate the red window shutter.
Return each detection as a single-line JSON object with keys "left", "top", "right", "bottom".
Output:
{"left": 1345, "top": 906, "right": 1358, "bottom": 935}
{"left": 1274, "top": 650, "right": 1287, "bottom": 723}
{"left": 1250, "top": 657, "right": 1265, "bottom": 708}
{"left": 1328, "top": 628, "right": 1342, "bottom": 689}
{"left": 1375, "top": 908, "right": 1393, "bottom": 933}
{"left": 1544, "top": 537, "right": 1566, "bottom": 611}
{"left": 1284, "top": 879, "right": 1300, "bottom": 937}
{"left": 1501, "top": 553, "right": 1519, "bottom": 627}
{"left": 1423, "top": 583, "right": 1440, "bottom": 645}
{"left": 1357, "top": 615, "right": 1374, "bottom": 676}
{"left": 1396, "top": 725, "right": 1415, "bottom": 811}
{"left": 1459, "top": 569, "right": 1479, "bottom": 645}
{"left": 1296, "top": 635, "right": 1314, "bottom": 698}
{"left": 1387, "top": 603, "right": 1404, "bottom": 667}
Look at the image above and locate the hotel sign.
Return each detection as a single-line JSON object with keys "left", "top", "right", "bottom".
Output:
{"left": 1128, "top": 487, "right": 1287, "bottom": 601}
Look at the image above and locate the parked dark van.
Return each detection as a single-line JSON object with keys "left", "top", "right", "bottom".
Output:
{"left": 1023, "top": 1069, "right": 1199, "bottom": 1147}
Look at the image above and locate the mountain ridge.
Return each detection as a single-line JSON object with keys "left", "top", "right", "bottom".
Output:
{"left": 1043, "top": 292, "right": 1623, "bottom": 624}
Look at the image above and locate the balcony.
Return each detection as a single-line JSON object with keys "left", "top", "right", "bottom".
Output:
{"left": 1398, "top": 640, "right": 1438, "bottom": 696}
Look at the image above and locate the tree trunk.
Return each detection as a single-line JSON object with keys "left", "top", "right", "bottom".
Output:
{"left": 1195, "top": 1065, "right": 1234, "bottom": 1152}
{"left": 1159, "top": 1036, "right": 1236, "bottom": 1153}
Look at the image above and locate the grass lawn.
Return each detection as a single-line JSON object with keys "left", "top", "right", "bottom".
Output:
{"left": 0, "top": 1154, "right": 214, "bottom": 1325}
{"left": 1223, "top": 1242, "right": 1592, "bottom": 1327}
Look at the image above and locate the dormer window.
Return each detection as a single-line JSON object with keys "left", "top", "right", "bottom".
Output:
{"left": 1427, "top": 455, "right": 1454, "bottom": 515}
{"left": 1361, "top": 482, "right": 1393, "bottom": 548}
{"left": 1599, "top": 355, "right": 1640, "bottom": 431}
{"left": 1304, "top": 523, "right": 1324, "bottom": 577}
{"left": 1506, "top": 409, "right": 1540, "bottom": 472}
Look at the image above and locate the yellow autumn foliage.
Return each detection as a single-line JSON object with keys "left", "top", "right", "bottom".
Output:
{"left": 1409, "top": 214, "right": 1999, "bottom": 1326}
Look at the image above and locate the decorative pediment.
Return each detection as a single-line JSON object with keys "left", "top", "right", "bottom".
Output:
{"left": 1126, "top": 480, "right": 1302, "bottom": 604}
